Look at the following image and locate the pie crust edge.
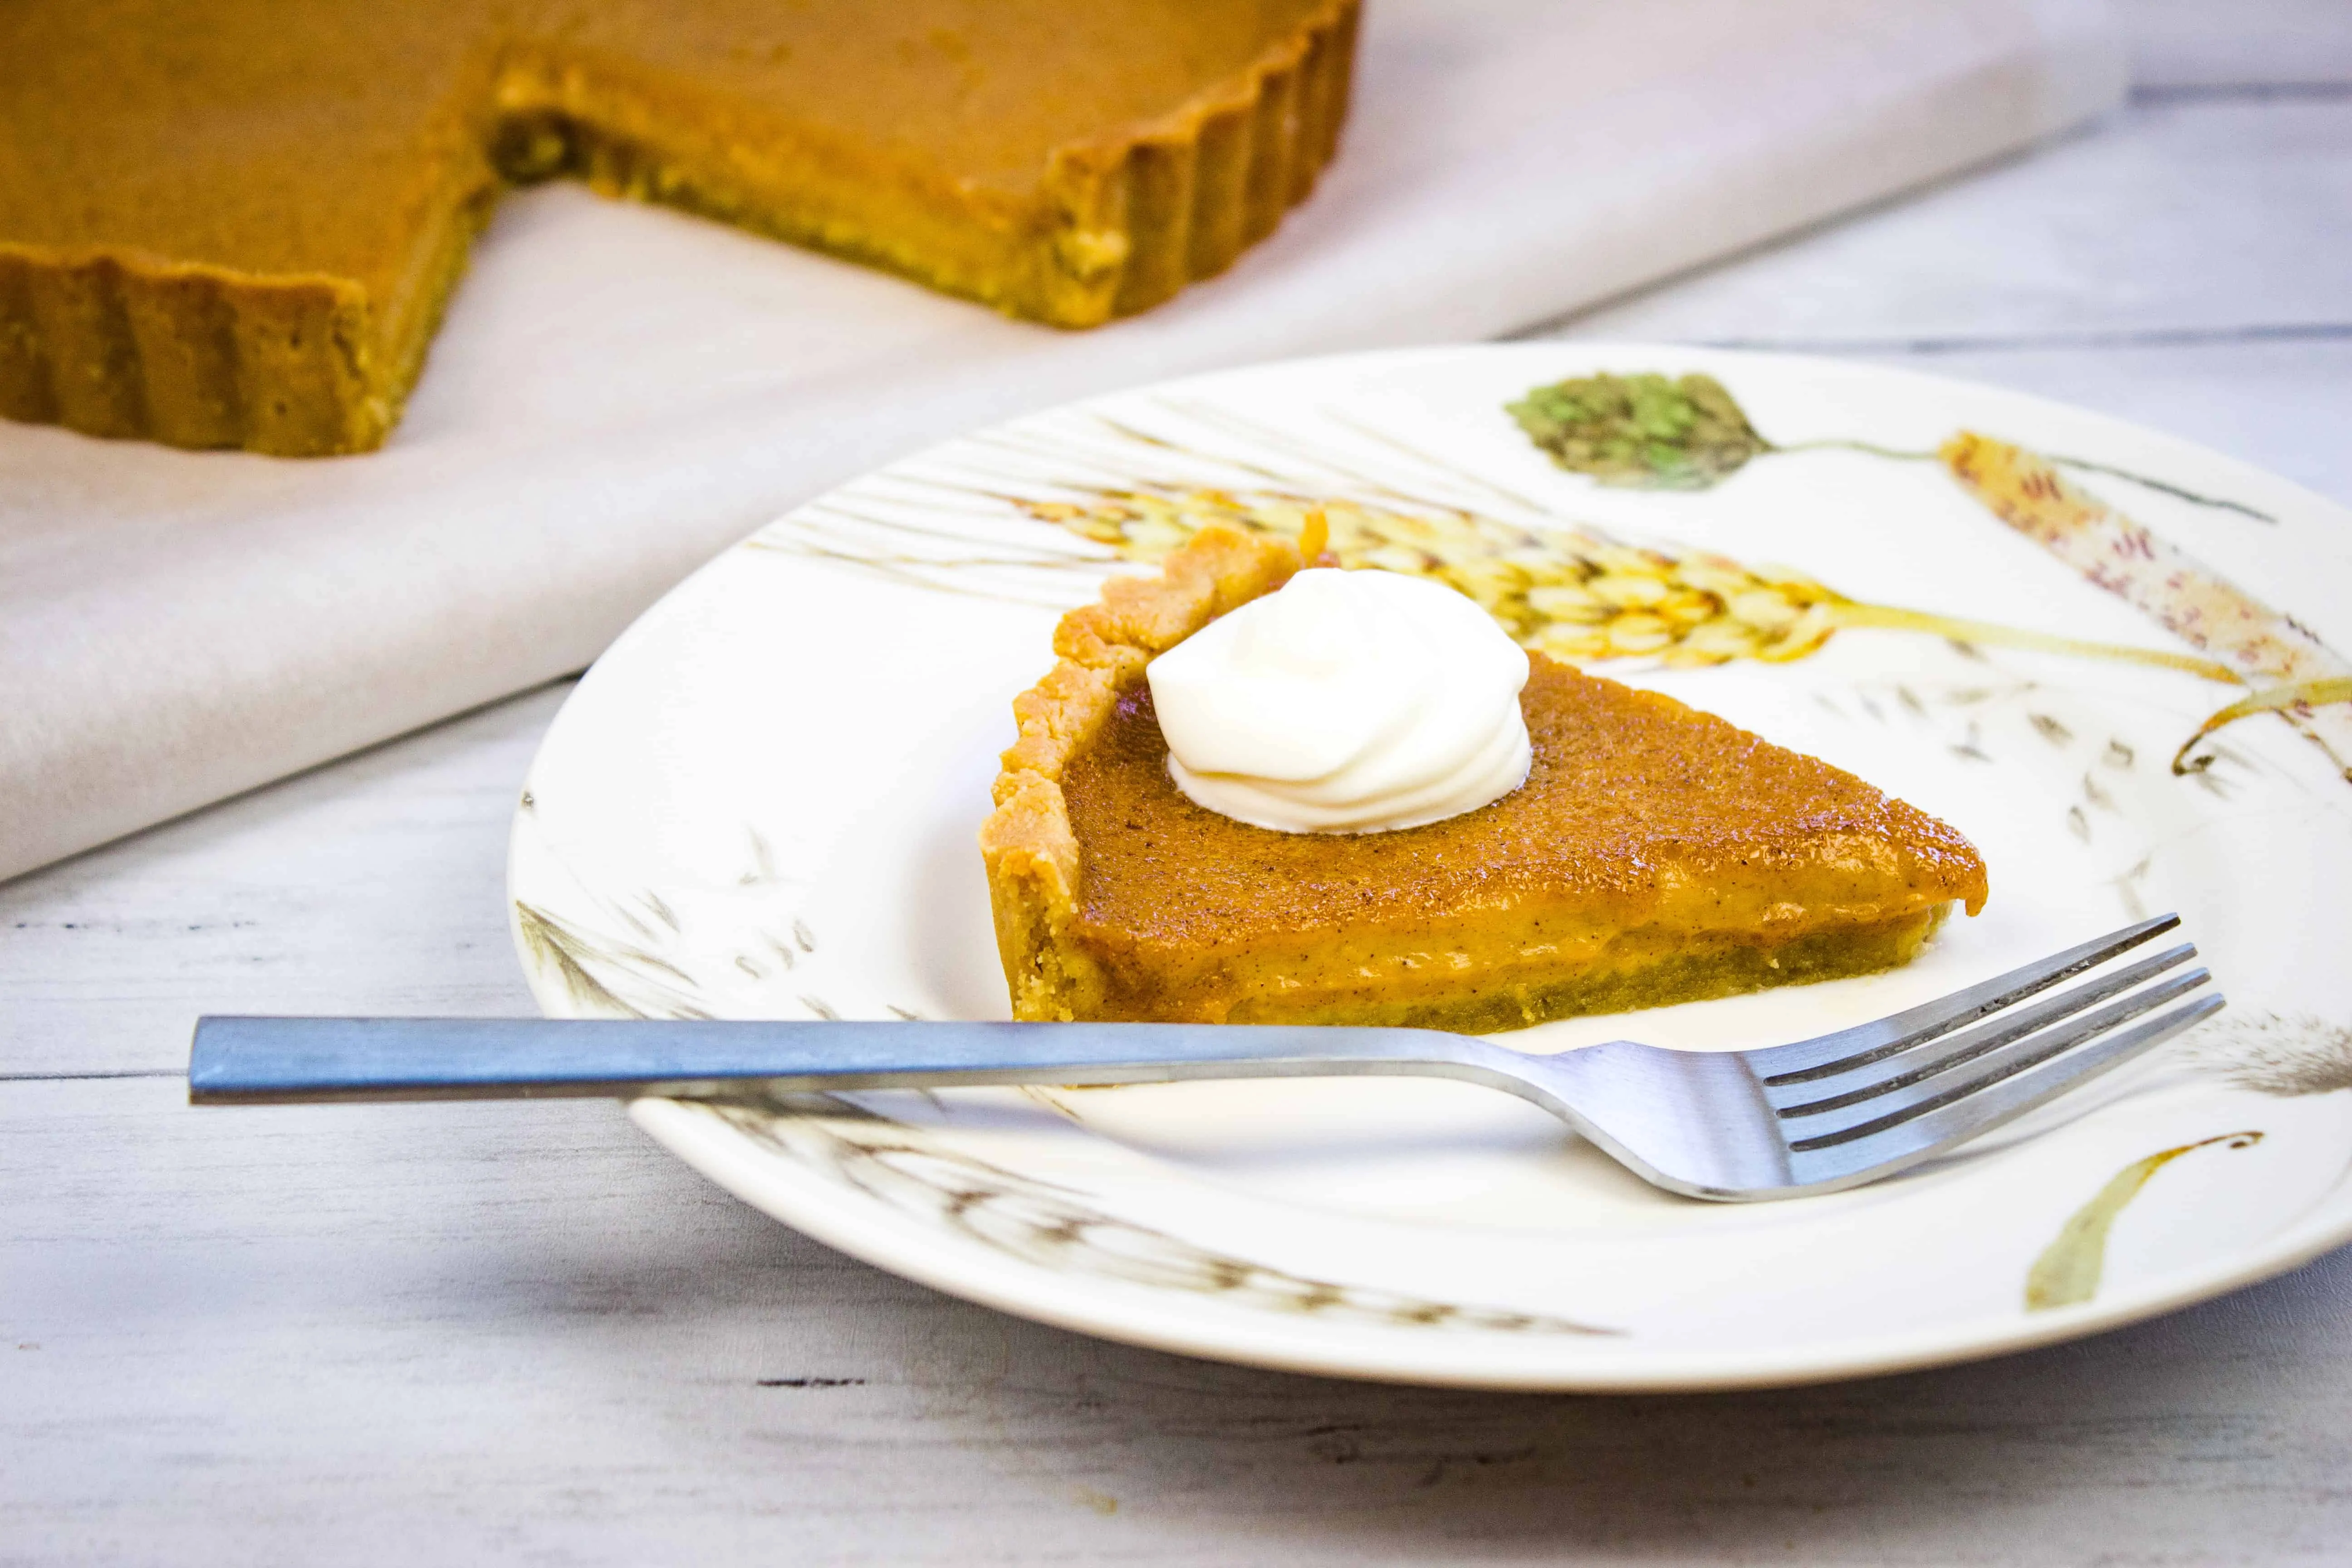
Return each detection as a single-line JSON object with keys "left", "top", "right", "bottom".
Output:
{"left": 980, "top": 526, "right": 1305, "bottom": 1021}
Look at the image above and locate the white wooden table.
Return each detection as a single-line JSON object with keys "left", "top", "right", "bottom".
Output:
{"left": 9, "top": 7, "right": 2351, "bottom": 1561}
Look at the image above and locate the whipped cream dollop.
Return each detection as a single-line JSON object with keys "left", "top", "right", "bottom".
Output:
{"left": 1144, "top": 568, "right": 1533, "bottom": 833}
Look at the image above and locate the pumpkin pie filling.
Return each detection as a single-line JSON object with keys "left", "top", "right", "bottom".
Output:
{"left": 1, "top": 0, "right": 1357, "bottom": 456}
{"left": 982, "top": 529, "right": 1990, "bottom": 1033}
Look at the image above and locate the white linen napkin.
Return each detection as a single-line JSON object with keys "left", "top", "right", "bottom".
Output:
{"left": 0, "top": 0, "right": 2121, "bottom": 882}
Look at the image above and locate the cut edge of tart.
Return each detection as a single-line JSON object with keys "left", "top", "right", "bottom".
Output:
{"left": 0, "top": 0, "right": 1357, "bottom": 457}
{"left": 980, "top": 528, "right": 1990, "bottom": 1032}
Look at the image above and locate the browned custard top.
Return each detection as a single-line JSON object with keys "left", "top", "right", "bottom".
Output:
{"left": 1060, "top": 655, "right": 1989, "bottom": 951}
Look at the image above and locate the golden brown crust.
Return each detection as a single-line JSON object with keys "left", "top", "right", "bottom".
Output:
{"left": 0, "top": 0, "right": 1357, "bottom": 456}
{"left": 980, "top": 527, "right": 1304, "bottom": 1019}
{"left": 1054, "top": 0, "right": 1359, "bottom": 320}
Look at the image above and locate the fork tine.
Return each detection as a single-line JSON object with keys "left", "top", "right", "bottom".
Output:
{"left": 1763, "top": 943, "right": 2199, "bottom": 1117}
{"left": 1744, "top": 913, "right": 2181, "bottom": 1084}
{"left": 1783, "top": 967, "right": 2213, "bottom": 1148}
{"left": 1781, "top": 993, "right": 2225, "bottom": 1192}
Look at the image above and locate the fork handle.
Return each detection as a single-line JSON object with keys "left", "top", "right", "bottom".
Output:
{"left": 187, "top": 1015, "right": 1514, "bottom": 1105}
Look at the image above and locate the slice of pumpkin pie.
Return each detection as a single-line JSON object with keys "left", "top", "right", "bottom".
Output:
{"left": 982, "top": 528, "right": 1989, "bottom": 1032}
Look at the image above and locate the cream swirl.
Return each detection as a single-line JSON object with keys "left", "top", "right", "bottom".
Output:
{"left": 1144, "top": 568, "right": 1533, "bottom": 833}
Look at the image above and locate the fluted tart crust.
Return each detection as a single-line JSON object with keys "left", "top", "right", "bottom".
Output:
{"left": 0, "top": 0, "right": 1357, "bottom": 456}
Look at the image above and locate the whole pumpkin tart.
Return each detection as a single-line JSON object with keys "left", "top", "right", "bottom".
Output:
{"left": 982, "top": 529, "right": 1990, "bottom": 1033}
{"left": 0, "top": 0, "right": 1356, "bottom": 456}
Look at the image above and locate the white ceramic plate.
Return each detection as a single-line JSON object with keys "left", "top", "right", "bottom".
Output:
{"left": 509, "top": 345, "right": 2352, "bottom": 1390}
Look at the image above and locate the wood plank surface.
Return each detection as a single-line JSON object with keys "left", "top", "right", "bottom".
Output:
{"left": 7, "top": 10, "right": 2352, "bottom": 1563}
{"left": 2125, "top": 0, "right": 2352, "bottom": 86}
{"left": 1, "top": 686, "right": 559, "bottom": 1080}
{"left": 9, "top": 1074, "right": 2352, "bottom": 1565}
{"left": 1552, "top": 94, "right": 2352, "bottom": 505}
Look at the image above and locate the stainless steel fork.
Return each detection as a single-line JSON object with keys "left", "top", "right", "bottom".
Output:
{"left": 188, "top": 913, "right": 2219, "bottom": 1201}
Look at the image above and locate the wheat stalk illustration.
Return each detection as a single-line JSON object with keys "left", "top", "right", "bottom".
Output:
{"left": 1509, "top": 371, "right": 2349, "bottom": 779}
{"left": 1010, "top": 482, "right": 2239, "bottom": 681}
{"left": 1509, "top": 371, "right": 2274, "bottom": 520}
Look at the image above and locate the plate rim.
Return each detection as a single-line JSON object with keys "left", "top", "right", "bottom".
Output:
{"left": 624, "top": 1094, "right": 2352, "bottom": 1392}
